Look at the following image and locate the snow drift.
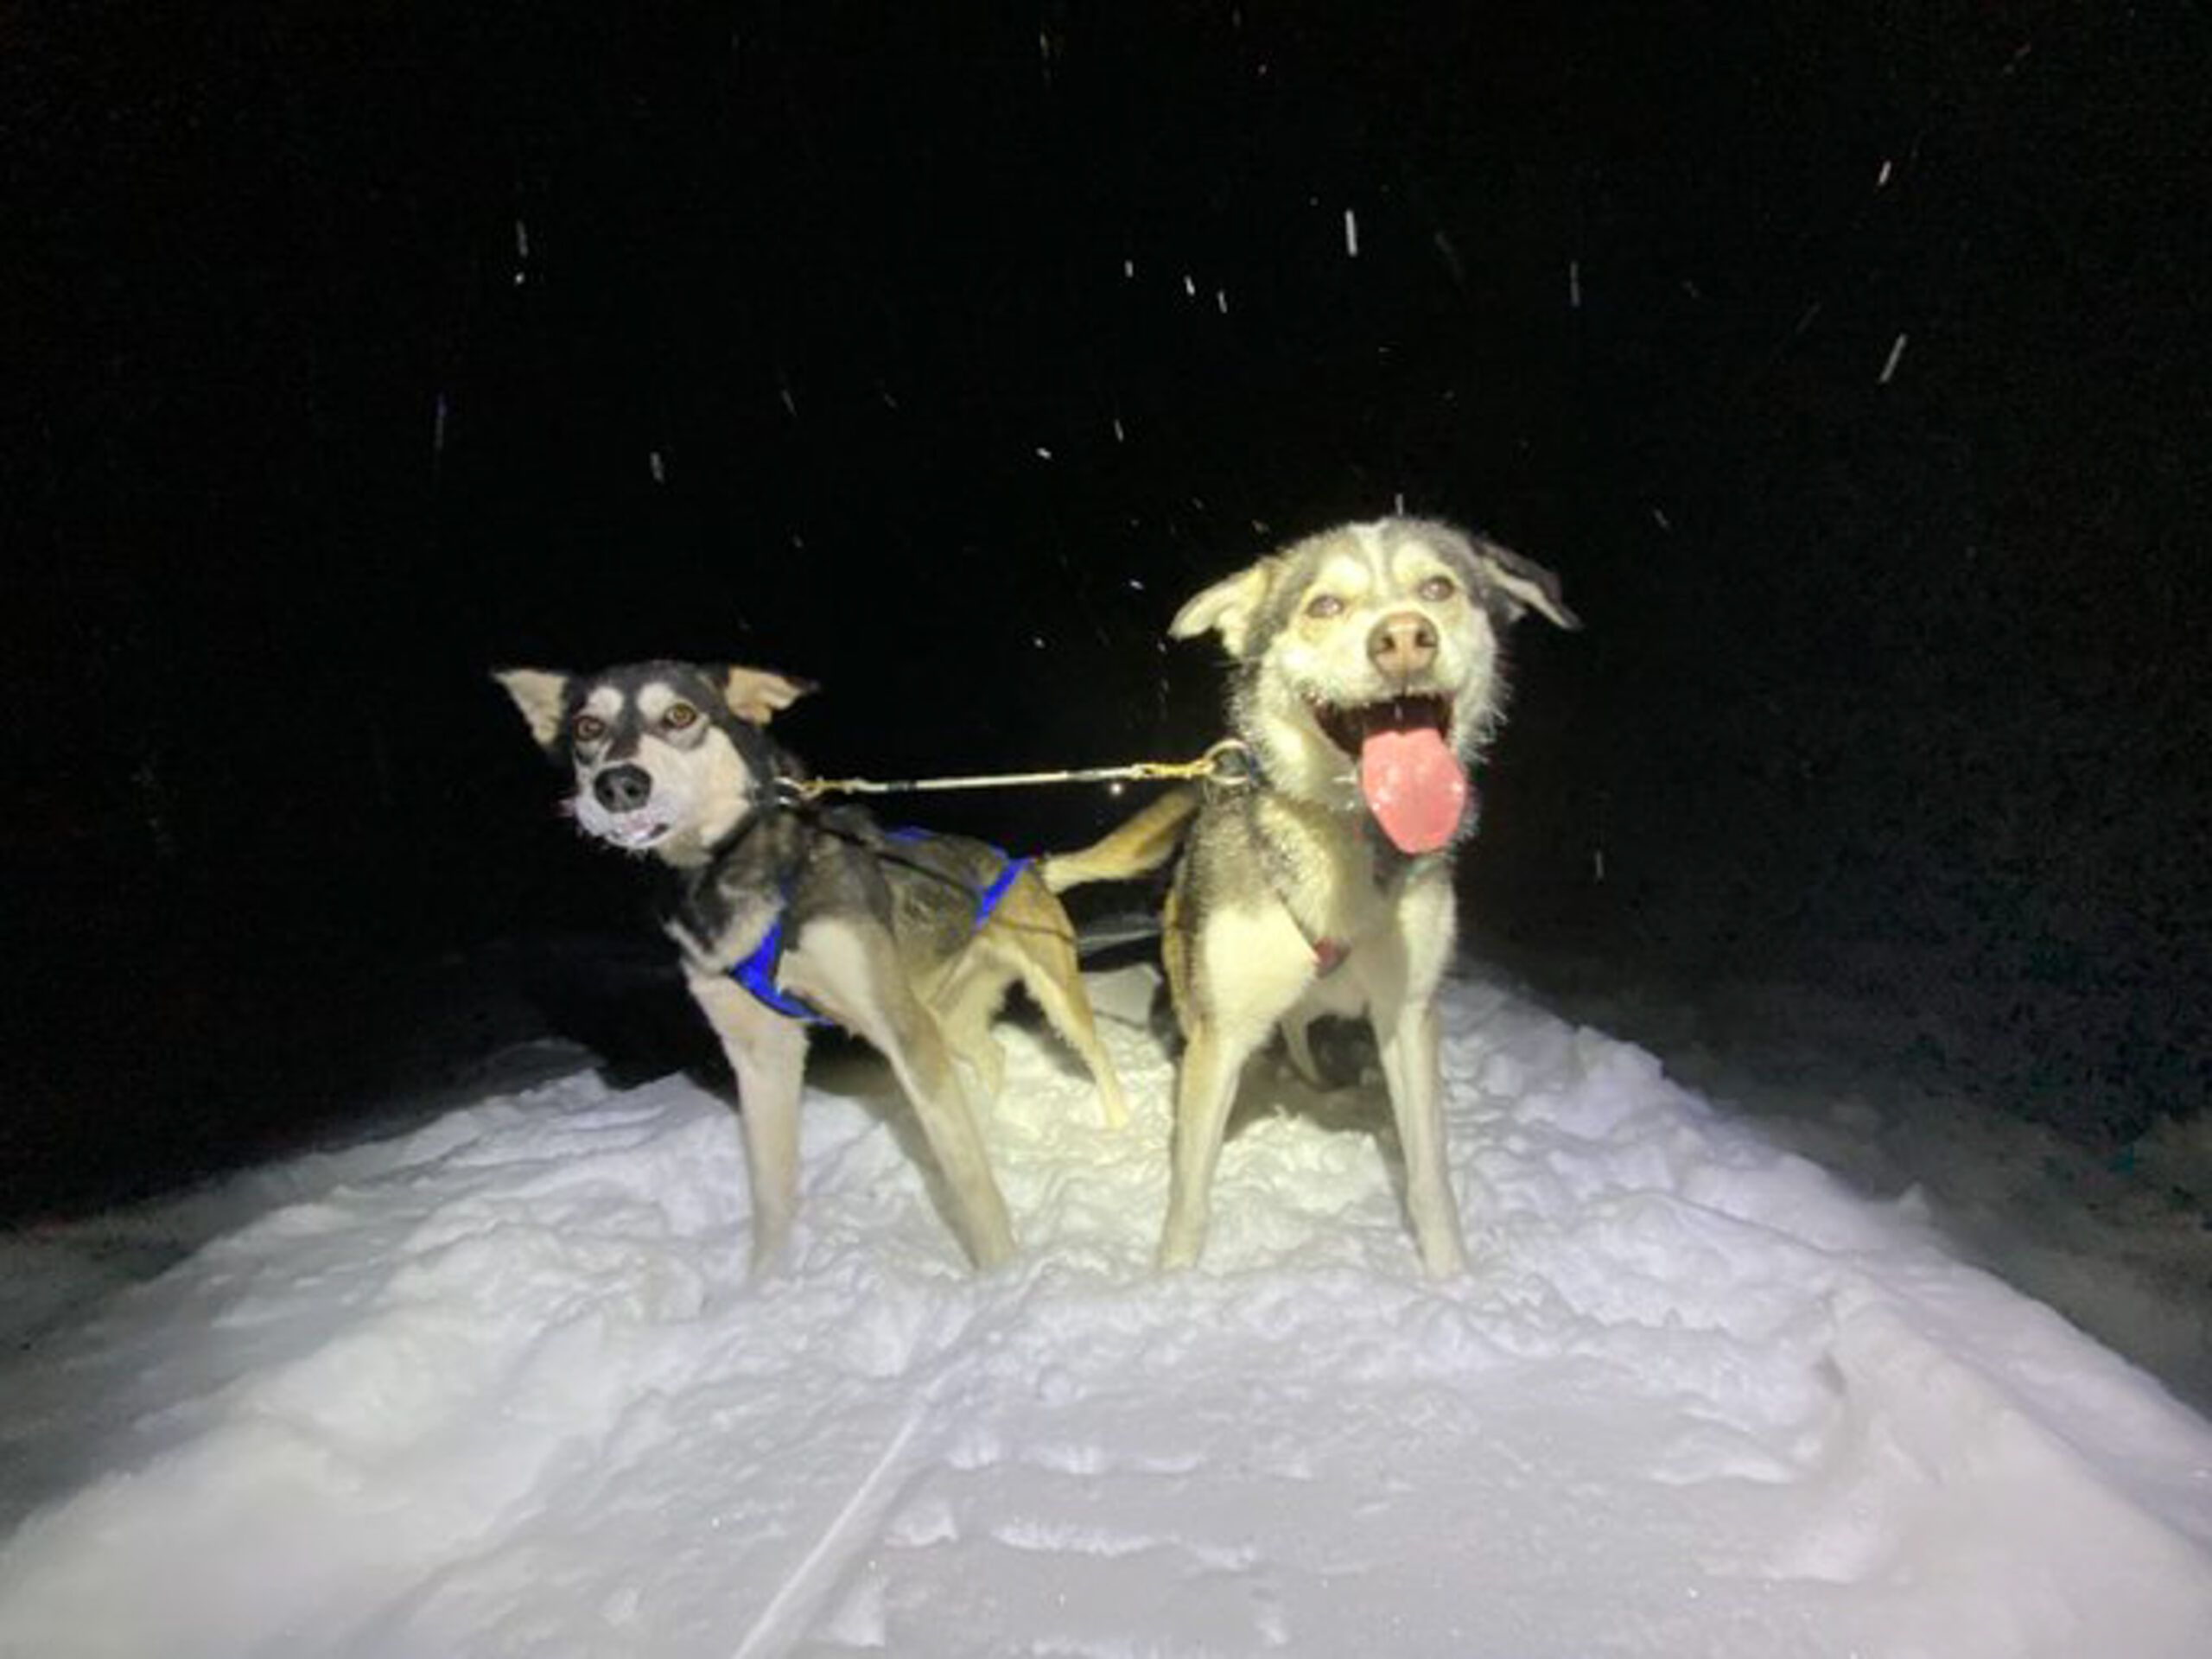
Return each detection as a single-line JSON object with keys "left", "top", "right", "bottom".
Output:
{"left": 3, "top": 967, "right": 2209, "bottom": 1657}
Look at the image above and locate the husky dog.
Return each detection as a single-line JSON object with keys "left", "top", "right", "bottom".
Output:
{"left": 1046, "top": 518, "right": 1579, "bottom": 1274}
{"left": 495, "top": 662, "right": 1128, "bottom": 1272}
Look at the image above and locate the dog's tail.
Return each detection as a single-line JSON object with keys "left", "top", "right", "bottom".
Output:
{"left": 1040, "top": 785, "right": 1202, "bottom": 893}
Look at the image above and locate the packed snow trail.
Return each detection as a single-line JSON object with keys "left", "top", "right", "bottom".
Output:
{"left": 3, "top": 968, "right": 2210, "bottom": 1657}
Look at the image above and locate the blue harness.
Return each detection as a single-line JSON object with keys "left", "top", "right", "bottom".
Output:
{"left": 731, "top": 830, "right": 1030, "bottom": 1026}
{"left": 731, "top": 907, "right": 829, "bottom": 1023}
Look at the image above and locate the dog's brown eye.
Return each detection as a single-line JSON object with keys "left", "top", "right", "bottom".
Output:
{"left": 572, "top": 714, "right": 607, "bottom": 743}
{"left": 1418, "top": 575, "right": 1457, "bottom": 603}
{"left": 664, "top": 702, "right": 698, "bottom": 730}
{"left": 1306, "top": 594, "right": 1345, "bottom": 619}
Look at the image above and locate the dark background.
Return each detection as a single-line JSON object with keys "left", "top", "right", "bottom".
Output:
{"left": 6, "top": 1, "right": 2208, "bottom": 1217}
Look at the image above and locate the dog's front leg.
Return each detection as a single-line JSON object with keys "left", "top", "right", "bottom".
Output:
{"left": 687, "top": 972, "right": 810, "bottom": 1272}
{"left": 783, "top": 919, "right": 1018, "bottom": 1271}
{"left": 881, "top": 1015, "right": 1019, "bottom": 1270}
{"left": 1367, "top": 876, "right": 1468, "bottom": 1277}
{"left": 1158, "top": 1021, "right": 1263, "bottom": 1270}
{"left": 1159, "top": 906, "right": 1313, "bottom": 1270}
{"left": 1373, "top": 995, "right": 1467, "bottom": 1277}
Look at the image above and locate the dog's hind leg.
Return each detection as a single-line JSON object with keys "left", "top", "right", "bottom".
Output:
{"left": 990, "top": 877, "right": 1129, "bottom": 1129}
{"left": 686, "top": 971, "right": 811, "bottom": 1273}
{"left": 784, "top": 919, "right": 1018, "bottom": 1271}
{"left": 930, "top": 957, "right": 1009, "bottom": 1099}
{"left": 1016, "top": 950, "right": 1129, "bottom": 1131}
{"left": 874, "top": 1011, "right": 1019, "bottom": 1270}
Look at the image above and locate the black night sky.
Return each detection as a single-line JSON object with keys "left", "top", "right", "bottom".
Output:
{"left": 7, "top": 2, "right": 2209, "bottom": 1216}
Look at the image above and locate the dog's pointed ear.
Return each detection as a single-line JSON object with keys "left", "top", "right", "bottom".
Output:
{"left": 493, "top": 669, "right": 573, "bottom": 750}
{"left": 720, "top": 666, "right": 816, "bottom": 725}
{"left": 1467, "top": 537, "right": 1581, "bottom": 631}
{"left": 1169, "top": 558, "right": 1281, "bottom": 658}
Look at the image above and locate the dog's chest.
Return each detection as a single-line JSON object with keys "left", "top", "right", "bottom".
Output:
{"left": 1243, "top": 797, "right": 1421, "bottom": 946}
{"left": 666, "top": 891, "right": 779, "bottom": 975}
{"left": 667, "top": 844, "right": 800, "bottom": 973}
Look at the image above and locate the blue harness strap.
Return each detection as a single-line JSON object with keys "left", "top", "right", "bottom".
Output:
{"left": 732, "top": 908, "right": 833, "bottom": 1025}
{"left": 970, "top": 854, "right": 1029, "bottom": 929}
{"left": 729, "top": 834, "right": 1028, "bottom": 1023}
{"left": 887, "top": 827, "right": 1028, "bottom": 931}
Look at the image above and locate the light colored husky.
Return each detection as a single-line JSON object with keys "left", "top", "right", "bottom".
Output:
{"left": 496, "top": 661, "right": 1128, "bottom": 1273}
{"left": 1046, "top": 518, "right": 1580, "bottom": 1274}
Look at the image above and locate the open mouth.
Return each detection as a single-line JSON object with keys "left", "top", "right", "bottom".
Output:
{"left": 1309, "top": 694, "right": 1452, "bottom": 757}
{"left": 1307, "top": 693, "right": 1467, "bottom": 855}
{"left": 601, "top": 815, "right": 672, "bottom": 850}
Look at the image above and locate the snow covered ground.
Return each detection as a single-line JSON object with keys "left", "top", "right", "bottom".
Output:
{"left": 1524, "top": 966, "right": 2212, "bottom": 1415}
{"left": 4, "top": 965, "right": 2211, "bottom": 1658}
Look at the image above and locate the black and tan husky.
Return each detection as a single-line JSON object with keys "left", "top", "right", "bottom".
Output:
{"left": 496, "top": 662, "right": 1127, "bottom": 1272}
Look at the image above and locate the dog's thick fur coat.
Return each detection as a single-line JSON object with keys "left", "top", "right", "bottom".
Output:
{"left": 497, "top": 662, "right": 1126, "bottom": 1272}
{"left": 1048, "top": 518, "right": 1579, "bottom": 1274}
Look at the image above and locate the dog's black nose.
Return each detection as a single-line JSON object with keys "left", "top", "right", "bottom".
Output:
{"left": 593, "top": 765, "right": 653, "bottom": 813}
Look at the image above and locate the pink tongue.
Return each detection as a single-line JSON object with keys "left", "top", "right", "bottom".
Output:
{"left": 1358, "top": 727, "right": 1469, "bottom": 854}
